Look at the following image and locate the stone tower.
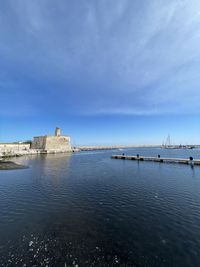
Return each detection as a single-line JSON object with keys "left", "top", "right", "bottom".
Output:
{"left": 32, "top": 127, "right": 71, "bottom": 152}
{"left": 55, "top": 127, "right": 61, "bottom": 137}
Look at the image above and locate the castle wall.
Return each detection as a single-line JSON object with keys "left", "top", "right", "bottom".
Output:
{"left": 0, "top": 128, "right": 71, "bottom": 158}
{"left": 45, "top": 136, "right": 71, "bottom": 152}
{"left": 31, "top": 136, "right": 47, "bottom": 150}
{"left": 31, "top": 136, "right": 71, "bottom": 152}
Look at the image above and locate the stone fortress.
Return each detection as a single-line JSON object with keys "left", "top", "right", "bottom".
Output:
{"left": 31, "top": 127, "right": 71, "bottom": 152}
{"left": 0, "top": 127, "right": 72, "bottom": 157}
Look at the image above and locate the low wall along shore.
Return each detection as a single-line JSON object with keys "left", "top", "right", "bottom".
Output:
{"left": 0, "top": 144, "right": 38, "bottom": 158}
{"left": 0, "top": 143, "right": 73, "bottom": 158}
{"left": 0, "top": 144, "right": 30, "bottom": 151}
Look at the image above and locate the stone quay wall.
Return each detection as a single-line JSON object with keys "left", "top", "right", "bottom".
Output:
{"left": 0, "top": 144, "right": 39, "bottom": 158}
{"left": 0, "top": 144, "right": 30, "bottom": 152}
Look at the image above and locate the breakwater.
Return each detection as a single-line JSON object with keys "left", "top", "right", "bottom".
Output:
{"left": 77, "top": 145, "right": 158, "bottom": 151}
{"left": 111, "top": 154, "right": 200, "bottom": 165}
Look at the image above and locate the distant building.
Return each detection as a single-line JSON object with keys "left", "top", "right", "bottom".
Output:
{"left": 31, "top": 128, "right": 71, "bottom": 152}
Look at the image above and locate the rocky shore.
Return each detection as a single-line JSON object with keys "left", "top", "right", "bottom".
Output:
{"left": 0, "top": 160, "right": 28, "bottom": 170}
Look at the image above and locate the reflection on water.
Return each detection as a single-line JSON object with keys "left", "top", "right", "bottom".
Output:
{"left": 0, "top": 148, "right": 200, "bottom": 266}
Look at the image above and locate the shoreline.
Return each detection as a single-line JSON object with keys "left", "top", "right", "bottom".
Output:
{"left": 1, "top": 145, "right": 200, "bottom": 160}
{"left": 0, "top": 160, "right": 28, "bottom": 170}
{"left": 0, "top": 148, "right": 77, "bottom": 159}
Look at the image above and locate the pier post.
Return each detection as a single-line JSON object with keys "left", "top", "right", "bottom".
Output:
{"left": 189, "top": 156, "right": 194, "bottom": 166}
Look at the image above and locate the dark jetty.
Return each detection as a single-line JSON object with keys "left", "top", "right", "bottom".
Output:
{"left": 0, "top": 160, "right": 28, "bottom": 170}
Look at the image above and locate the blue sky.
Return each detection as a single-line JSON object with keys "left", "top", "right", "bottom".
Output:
{"left": 1, "top": 0, "right": 200, "bottom": 145}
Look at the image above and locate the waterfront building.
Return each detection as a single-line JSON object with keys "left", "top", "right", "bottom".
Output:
{"left": 31, "top": 127, "right": 71, "bottom": 152}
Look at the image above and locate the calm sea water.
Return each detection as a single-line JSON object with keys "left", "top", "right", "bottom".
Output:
{"left": 1, "top": 148, "right": 200, "bottom": 266}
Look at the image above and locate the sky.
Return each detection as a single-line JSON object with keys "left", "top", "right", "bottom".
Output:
{"left": 1, "top": 0, "right": 200, "bottom": 145}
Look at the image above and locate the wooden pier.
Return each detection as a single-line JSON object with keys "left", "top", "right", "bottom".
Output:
{"left": 111, "top": 155, "right": 200, "bottom": 166}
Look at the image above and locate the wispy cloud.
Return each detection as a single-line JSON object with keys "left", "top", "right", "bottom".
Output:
{"left": 1, "top": 0, "right": 200, "bottom": 117}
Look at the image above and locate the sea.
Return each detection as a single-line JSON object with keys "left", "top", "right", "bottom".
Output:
{"left": 0, "top": 147, "right": 200, "bottom": 266}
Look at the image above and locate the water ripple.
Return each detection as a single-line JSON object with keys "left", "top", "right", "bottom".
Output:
{"left": 1, "top": 149, "right": 200, "bottom": 266}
